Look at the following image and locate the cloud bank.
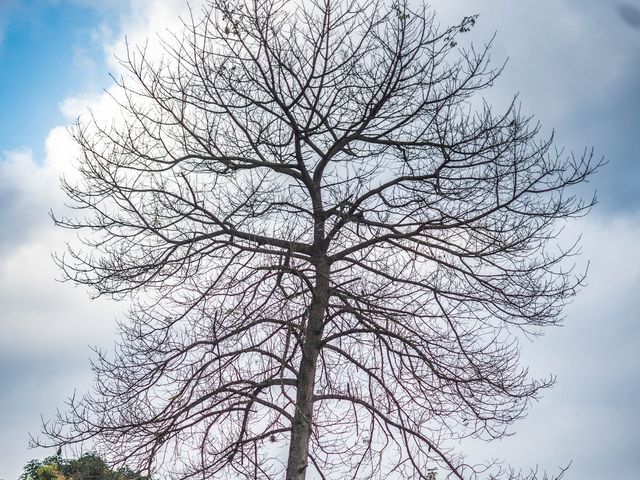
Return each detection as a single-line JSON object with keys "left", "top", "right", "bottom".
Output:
{"left": 0, "top": 0, "right": 638, "bottom": 479}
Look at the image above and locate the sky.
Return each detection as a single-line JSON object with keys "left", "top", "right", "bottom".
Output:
{"left": 0, "top": 0, "right": 639, "bottom": 479}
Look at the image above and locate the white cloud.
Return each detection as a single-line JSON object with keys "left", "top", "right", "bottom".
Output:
{"left": 0, "top": 150, "right": 56, "bottom": 254}
{"left": 1, "top": 1, "right": 639, "bottom": 479}
{"left": 461, "top": 212, "right": 640, "bottom": 479}
{"left": 430, "top": 0, "right": 640, "bottom": 124}
{"left": 0, "top": 131, "right": 122, "bottom": 479}
{"left": 0, "top": 127, "right": 121, "bottom": 353}
{"left": 103, "top": 0, "right": 198, "bottom": 72}
{"left": 0, "top": 2, "right": 200, "bottom": 475}
{"left": 0, "top": 0, "right": 211, "bottom": 358}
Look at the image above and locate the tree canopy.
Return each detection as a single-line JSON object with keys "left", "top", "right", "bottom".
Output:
{"left": 19, "top": 453, "right": 148, "bottom": 480}
{"left": 38, "top": 0, "right": 598, "bottom": 478}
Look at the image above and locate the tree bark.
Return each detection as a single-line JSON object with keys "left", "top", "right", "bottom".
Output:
{"left": 285, "top": 258, "right": 330, "bottom": 480}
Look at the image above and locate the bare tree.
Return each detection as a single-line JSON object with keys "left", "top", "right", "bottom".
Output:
{"left": 39, "top": 0, "right": 599, "bottom": 479}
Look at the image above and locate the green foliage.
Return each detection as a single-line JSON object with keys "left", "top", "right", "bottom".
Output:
{"left": 19, "top": 457, "right": 61, "bottom": 480}
{"left": 19, "top": 453, "right": 148, "bottom": 480}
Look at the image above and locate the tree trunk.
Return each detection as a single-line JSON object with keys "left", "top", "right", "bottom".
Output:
{"left": 285, "top": 259, "right": 330, "bottom": 480}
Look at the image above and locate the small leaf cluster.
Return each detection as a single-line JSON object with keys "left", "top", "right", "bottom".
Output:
{"left": 19, "top": 454, "right": 148, "bottom": 480}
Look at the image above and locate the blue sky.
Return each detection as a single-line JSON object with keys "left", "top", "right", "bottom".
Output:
{"left": 0, "top": 0, "right": 639, "bottom": 479}
{"left": 0, "top": 0, "right": 116, "bottom": 158}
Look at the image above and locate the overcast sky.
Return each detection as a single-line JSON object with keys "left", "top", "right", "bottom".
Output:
{"left": 0, "top": 0, "right": 639, "bottom": 479}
